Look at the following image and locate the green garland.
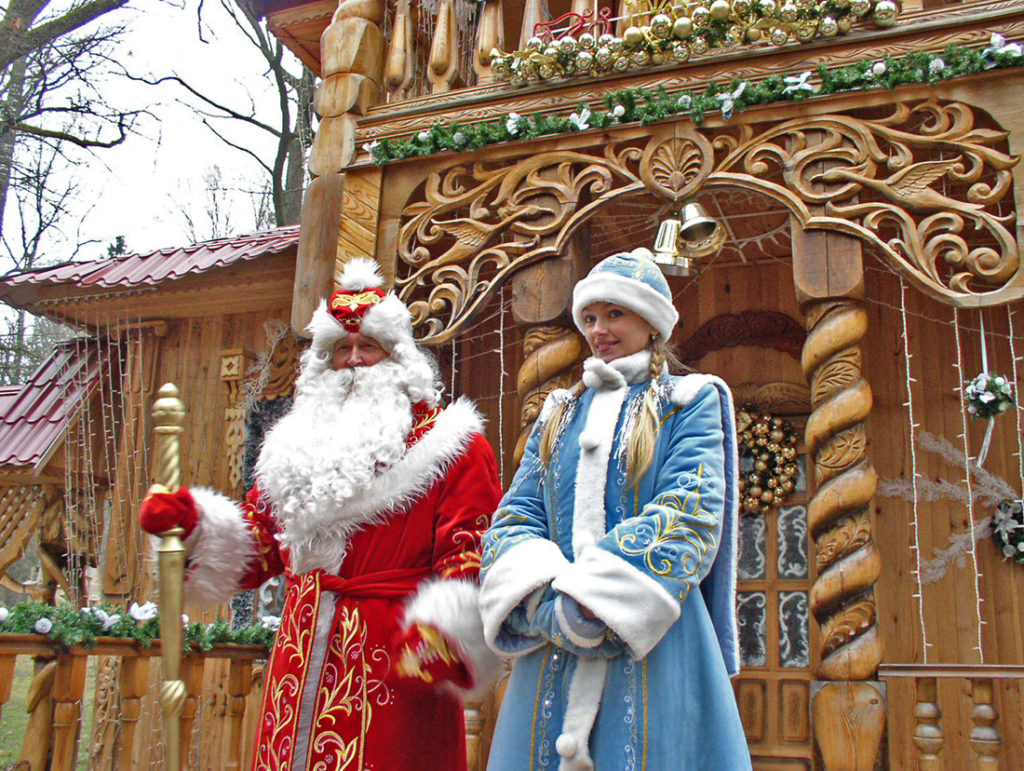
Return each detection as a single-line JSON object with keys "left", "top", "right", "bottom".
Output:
{"left": 0, "top": 601, "right": 275, "bottom": 651}
{"left": 366, "top": 38, "right": 1024, "bottom": 166}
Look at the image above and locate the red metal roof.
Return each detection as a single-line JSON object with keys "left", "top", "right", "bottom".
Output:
{"left": 0, "top": 338, "right": 115, "bottom": 469}
{"left": 0, "top": 226, "right": 300, "bottom": 290}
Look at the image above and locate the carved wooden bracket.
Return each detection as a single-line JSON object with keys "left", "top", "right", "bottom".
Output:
{"left": 390, "top": 97, "right": 1021, "bottom": 342}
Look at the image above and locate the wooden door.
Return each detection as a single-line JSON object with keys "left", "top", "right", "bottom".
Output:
{"left": 733, "top": 428, "right": 818, "bottom": 770}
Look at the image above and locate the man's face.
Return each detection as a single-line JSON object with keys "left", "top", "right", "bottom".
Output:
{"left": 332, "top": 332, "right": 388, "bottom": 369}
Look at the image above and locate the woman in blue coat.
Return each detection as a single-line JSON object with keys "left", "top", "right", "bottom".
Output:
{"left": 480, "top": 248, "right": 751, "bottom": 770}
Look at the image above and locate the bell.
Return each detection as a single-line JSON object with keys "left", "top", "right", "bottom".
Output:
{"left": 651, "top": 218, "right": 692, "bottom": 277}
{"left": 677, "top": 201, "right": 727, "bottom": 259}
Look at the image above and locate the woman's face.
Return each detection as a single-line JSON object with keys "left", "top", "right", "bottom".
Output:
{"left": 580, "top": 302, "right": 657, "bottom": 363}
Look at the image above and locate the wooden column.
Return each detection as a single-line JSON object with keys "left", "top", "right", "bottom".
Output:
{"left": 969, "top": 678, "right": 1001, "bottom": 769}
{"left": 912, "top": 676, "right": 943, "bottom": 771}
{"left": 18, "top": 656, "right": 56, "bottom": 769}
{"left": 117, "top": 654, "right": 151, "bottom": 769}
{"left": 519, "top": 0, "right": 545, "bottom": 48}
{"left": 294, "top": 0, "right": 386, "bottom": 334}
{"left": 428, "top": 0, "right": 458, "bottom": 93}
{"left": 224, "top": 658, "right": 255, "bottom": 771}
{"left": 0, "top": 652, "right": 15, "bottom": 723}
{"left": 473, "top": 0, "right": 504, "bottom": 85}
{"left": 792, "top": 220, "right": 885, "bottom": 770}
{"left": 220, "top": 349, "right": 256, "bottom": 498}
{"left": 50, "top": 651, "right": 88, "bottom": 771}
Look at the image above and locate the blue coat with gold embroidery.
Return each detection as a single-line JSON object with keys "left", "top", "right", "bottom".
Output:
{"left": 480, "top": 354, "right": 751, "bottom": 771}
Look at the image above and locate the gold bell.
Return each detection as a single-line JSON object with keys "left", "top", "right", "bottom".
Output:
{"left": 677, "top": 202, "right": 726, "bottom": 259}
{"left": 652, "top": 218, "right": 692, "bottom": 277}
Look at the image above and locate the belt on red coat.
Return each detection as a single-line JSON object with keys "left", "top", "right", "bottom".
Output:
{"left": 313, "top": 567, "right": 432, "bottom": 600}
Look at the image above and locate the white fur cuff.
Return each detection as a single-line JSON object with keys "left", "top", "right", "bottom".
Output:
{"left": 552, "top": 546, "right": 680, "bottom": 660}
{"left": 184, "top": 487, "right": 260, "bottom": 606}
{"left": 404, "top": 577, "right": 503, "bottom": 698}
{"left": 480, "top": 538, "right": 571, "bottom": 648}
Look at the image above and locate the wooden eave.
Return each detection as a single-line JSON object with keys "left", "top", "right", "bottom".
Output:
{"left": 262, "top": 0, "right": 335, "bottom": 77}
{"left": 354, "top": 0, "right": 1024, "bottom": 147}
{"left": 7, "top": 252, "right": 296, "bottom": 329}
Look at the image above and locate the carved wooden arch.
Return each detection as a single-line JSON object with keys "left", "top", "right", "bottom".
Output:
{"left": 390, "top": 95, "right": 1021, "bottom": 343}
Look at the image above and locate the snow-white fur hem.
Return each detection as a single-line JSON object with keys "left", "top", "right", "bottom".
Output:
{"left": 671, "top": 373, "right": 719, "bottom": 408}
{"left": 552, "top": 546, "right": 680, "bottom": 660}
{"left": 183, "top": 487, "right": 259, "bottom": 606}
{"left": 404, "top": 577, "right": 503, "bottom": 699}
{"left": 556, "top": 657, "right": 609, "bottom": 771}
{"left": 480, "top": 538, "right": 571, "bottom": 649}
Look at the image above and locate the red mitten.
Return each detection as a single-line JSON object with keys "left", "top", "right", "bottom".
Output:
{"left": 139, "top": 486, "right": 198, "bottom": 538}
{"left": 393, "top": 622, "right": 474, "bottom": 690}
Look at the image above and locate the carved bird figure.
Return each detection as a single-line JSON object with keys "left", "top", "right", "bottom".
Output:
{"left": 421, "top": 204, "right": 544, "bottom": 271}
{"left": 819, "top": 158, "right": 984, "bottom": 214}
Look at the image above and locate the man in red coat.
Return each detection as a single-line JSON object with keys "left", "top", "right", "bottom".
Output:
{"left": 140, "top": 258, "right": 503, "bottom": 771}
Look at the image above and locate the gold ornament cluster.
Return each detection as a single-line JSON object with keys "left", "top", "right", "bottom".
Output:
{"left": 491, "top": 0, "right": 900, "bottom": 86}
{"left": 736, "top": 408, "right": 800, "bottom": 515}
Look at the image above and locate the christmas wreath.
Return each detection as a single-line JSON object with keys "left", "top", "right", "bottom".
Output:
{"left": 965, "top": 372, "right": 1015, "bottom": 419}
{"left": 736, "top": 407, "right": 800, "bottom": 515}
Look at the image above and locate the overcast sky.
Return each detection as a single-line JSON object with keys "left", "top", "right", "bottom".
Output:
{"left": 72, "top": 0, "right": 288, "bottom": 258}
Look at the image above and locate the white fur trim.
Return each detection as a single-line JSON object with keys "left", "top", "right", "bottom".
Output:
{"left": 337, "top": 257, "right": 384, "bottom": 290}
{"left": 184, "top": 487, "right": 260, "bottom": 606}
{"left": 552, "top": 546, "right": 681, "bottom": 660}
{"left": 571, "top": 384, "right": 627, "bottom": 558}
{"left": 480, "top": 538, "right": 571, "bottom": 647}
{"left": 539, "top": 388, "right": 572, "bottom": 424}
{"left": 671, "top": 373, "right": 719, "bottom": 407}
{"left": 556, "top": 657, "right": 608, "bottom": 771}
{"left": 572, "top": 274, "right": 678, "bottom": 341}
{"left": 358, "top": 294, "right": 415, "bottom": 351}
{"left": 404, "top": 577, "right": 503, "bottom": 698}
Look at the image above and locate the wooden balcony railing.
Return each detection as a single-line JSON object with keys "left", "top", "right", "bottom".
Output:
{"left": 0, "top": 634, "right": 497, "bottom": 771}
{"left": 878, "top": 663, "right": 1024, "bottom": 770}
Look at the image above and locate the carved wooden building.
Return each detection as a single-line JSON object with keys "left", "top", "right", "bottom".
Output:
{"left": 2, "top": 0, "right": 1024, "bottom": 769}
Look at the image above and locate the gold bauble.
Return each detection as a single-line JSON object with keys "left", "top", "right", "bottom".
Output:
{"left": 744, "top": 497, "right": 761, "bottom": 513}
{"left": 612, "top": 54, "right": 631, "bottom": 71}
{"left": 733, "top": 0, "right": 752, "bottom": 15}
{"left": 543, "top": 45, "right": 560, "bottom": 58}
{"left": 651, "top": 51, "right": 668, "bottom": 65}
{"left": 755, "top": 460, "right": 768, "bottom": 472}
{"left": 785, "top": 463, "right": 797, "bottom": 476}
{"left": 673, "top": 16, "right": 694, "bottom": 38}
{"left": 749, "top": 486, "right": 763, "bottom": 498}
{"left": 767, "top": 478, "right": 778, "bottom": 488}
{"left": 794, "top": 21, "right": 816, "bottom": 41}
{"left": 819, "top": 15, "right": 838, "bottom": 36}
{"left": 760, "top": 490, "right": 775, "bottom": 504}
{"left": 651, "top": 13, "right": 673, "bottom": 38}
{"left": 538, "top": 63, "right": 557, "bottom": 80}
{"left": 770, "top": 429, "right": 785, "bottom": 442}
{"left": 692, "top": 6, "right": 711, "bottom": 28}
{"left": 691, "top": 35, "right": 710, "bottom": 54}
{"left": 758, "top": 0, "right": 776, "bottom": 15}
{"left": 623, "top": 26, "right": 644, "bottom": 47}
{"left": 526, "top": 36, "right": 544, "bottom": 52}
{"left": 595, "top": 47, "right": 614, "bottom": 67}
{"left": 631, "top": 50, "right": 652, "bottom": 67}
{"left": 850, "top": 0, "right": 871, "bottom": 16}
{"left": 770, "top": 26, "right": 789, "bottom": 45}
{"left": 576, "top": 50, "right": 594, "bottom": 70}
{"left": 746, "top": 26, "right": 763, "bottom": 42}
{"left": 780, "top": 3, "right": 798, "bottom": 23}
{"left": 783, "top": 446, "right": 797, "bottom": 460}
{"left": 759, "top": 451, "right": 771, "bottom": 462}
{"left": 671, "top": 41, "right": 691, "bottom": 62}
{"left": 578, "top": 32, "right": 596, "bottom": 51}
{"left": 598, "top": 33, "right": 615, "bottom": 48}
{"left": 837, "top": 16, "right": 853, "bottom": 33}
{"left": 559, "top": 35, "right": 578, "bottom": 54}
{"left": 710, "top": 0, "right": 731, "bottom": 20}
{"left": 872, "top": 0, "right": 898, "bottom": 27}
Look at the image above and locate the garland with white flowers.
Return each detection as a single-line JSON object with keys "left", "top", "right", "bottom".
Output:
{"left": 0, "top": 601, "right": 277, "bottom": 650}
{"left": 993, "top": 499, "right": 1024, "bottom": 565}
{"left": 365, "top": 35, "right": 1024, "bottom": 165}
{"left": 965, "top": 372, "right": 1015, "bottom": 420}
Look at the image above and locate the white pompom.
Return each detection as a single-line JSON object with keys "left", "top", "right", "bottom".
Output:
{"left": 579, "top": 432, "right": 599, "bottom": 451}
{"left": 556, "top": 734, "right": 578, "bottom": 758}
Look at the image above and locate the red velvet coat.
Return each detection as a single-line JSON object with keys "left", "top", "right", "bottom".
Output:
{"left": 186, "top": 404, "right": 502, "bottom": 771}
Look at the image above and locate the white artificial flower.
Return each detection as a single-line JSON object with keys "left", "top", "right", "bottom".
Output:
{"left": 968, "top": 403, "right": 977, "bottom": 414}
{"left": 34, "top": 618, "right": 53, "bottom": 634}
{"left": 506, "top": 112, "right": 522, "bottom": 135}
{"left": 999, "top": 401, "right": 1010, "bottom": 414}
{"left": 929, "top": 58, "right": 945, "bottom": 74}
{"left": 260, "top": 615, "right": 282, "bottom": 632}
{"left": 452, "top": 131, "right": 467, "bottom": 146}
{"left": 129, "top": 601, "right": 158, "bottom": 622}
{"left": 980, "top": 391, "right": 996, "bottom": 403}
{"left": 569, "top": 106, "right": 591, "bottom": 130}
{"left": 361, "top": 139, "right": 380, "bottom": 156}
{"left": 1004, "top": 544, "right": 1017, "bottom": 559}
{"left": 0, "top": 607, "right": 8, "bottom": 624}
{"left": 612, "top": 104, "right": 626, "bottom": 118}
{"left": 783, "top": 71, "right": 815, "bottom": 95}
{"left": 994, "top": 376, "right": 1006, "bottom": 386}
{"left": 677, "top": 94, "right": 692, "bottom": 109}
{"left": 182, "top": 614, "right": 190, "bottom": 626}
{"left": 983, "top": 33, "right": 1023, "bottom": 67}
{"left": 1018, "top": 541, "right": 1024, "bottom": 552}
{"left": 872, "top": 61, "right": 887, "bottom": 77}
{"left": 717, "top": 82, "right": 747, "bottom": 121}
{"left": 977, "top": 374, "right": 990, "bottom": 388}
{"left": 416, "top": 131, "right": 430, "bottom": 143}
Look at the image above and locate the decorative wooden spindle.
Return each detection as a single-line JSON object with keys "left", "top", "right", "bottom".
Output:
{"left": 151, "top": 382, "right": 187, "bottom": 771}
{"left": 385, "top": 0, "right": 413, "bottom": 97}
{"left": 180, "top": 654, "right": 207, "bottom": 770}
{"left": 912, "top": 676, "right": 943, "bottom": 771}
{"left": 117, "top": 654, "right": 151, "bottom": 769}
{"left": 428, "top": 0, "right": 458, "bottom": 93}
{"left": 474, "top": 0, "right": 504, "bottom": 84}
{"left": 969, "top": 678, "right": 1001, "bottom": 770}
{"left": 225, "top": 658, "right": 255, "bottom": 771}
{"left": 519, "top": 0, "right": 546, "bottom": 48}
{"left": 465, "top": 698, "right": 485, "bottom": 771}
{"left": 0, "top": 652, "right": 14, "bottom": 723}
{"left": 50, "top": 651, "right": 88, "bottom": 771}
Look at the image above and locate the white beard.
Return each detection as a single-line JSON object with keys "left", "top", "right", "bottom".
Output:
{"left": 255, "top": 359, "right": 416, "bottom": 574}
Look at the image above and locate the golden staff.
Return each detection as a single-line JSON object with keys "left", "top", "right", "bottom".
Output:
{"left": 150, "top": 383, "right": 187, "bottom": 770}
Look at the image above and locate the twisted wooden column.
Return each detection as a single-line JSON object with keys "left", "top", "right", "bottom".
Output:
{"left": 514, "top": 325, "right": 584, "bottom": 465}
{"left": 803, "top": 298, "right": 885, "bottom": 770}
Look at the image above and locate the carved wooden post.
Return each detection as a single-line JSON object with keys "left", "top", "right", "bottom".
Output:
{"left": 117, "top": 653, "right": 151, "bottom": 769}
{"left": 428, "top": 0, "right": 458, "bottom": 93}
{"left": 969, "top": 678, "right": 1001, "bottom": 769}
{"left": 51, "top": 651, "right": 88, "bottom": 771}
{"left": 519, "top": 0, "right": 545, "bottom": 48}
{"left": 0, "top": 652, "right": 15, "bottom": 723}
{"left": 464, "top": 698, "right": 485, "bottom": 771}
{"left": 225, "top": 658, "right": 255, "bottom": 771}
{"left": 474, "top": 0, "right": 504, "bottom": 85}
{"left": 295, "top": 0, "right": 386, "bottom": 334}
{"left": 221, "top": 349, "right": 256, "bottom": 498}
{"left": 18, "top": 657, "right": 56, "bottom": 769}
{"left": 385, "top": 0, "right": 413, "bottom": 98}
{"left": 793, "top": 220, "right": 885, "bottom": 770}
{"left": 511, "top": 250, "right": 585, "bottom": 465}
{"left": 913, "top": 676, "right": 943, "bottom": 771}
{"left": 180, "top": 654, "right": 206, "bottom": 770}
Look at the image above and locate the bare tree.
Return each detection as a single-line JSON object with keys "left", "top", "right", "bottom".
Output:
{"left": 140, "top": 0, "right": 314, "bottom": 228}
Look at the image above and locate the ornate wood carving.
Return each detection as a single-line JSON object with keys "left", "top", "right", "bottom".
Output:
{"left": 677, "top": 310, "right": 806, "bottom": 366}
{"left": 730, "top": 381, "right": 812, "bottom": 415}
{"left": 392, "top": 96, "right": 1021, "bottom": 342}
{"left": 428, "top": 0, "right": 458, "bottom": 94}
{"left": 913, "top": 676, "right": 944, "bottom": 770}
{"left": 802, "top": 300, "right": 882, "bottom": 682}
{"left": 811, "top": 681, "right": 886, "bottom": 771}
{"left": 969, "top": 678, "right": 1002, "bottom": 769}
{"left": 221, "top": 349, "right": 256, "bottom": 498}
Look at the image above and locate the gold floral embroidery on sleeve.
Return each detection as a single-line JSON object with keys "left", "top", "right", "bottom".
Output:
{"left": 616, "top": 464, "right": 719, "bottom": 601}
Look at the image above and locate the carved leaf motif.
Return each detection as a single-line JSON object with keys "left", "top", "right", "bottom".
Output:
{"left": 816, "top": 511, "right": 872, "bottom": 571}
{"left": 640, "top": 133, "right": 712, "bottom": 201}
{"left": 812, "top": 349, "right": 862, "bottom": 404}
{"left": 820, "top": 597, "right": 876, "bottom": 657}
{"left": 815, "top": 426, "right": 867, "bottom": 484}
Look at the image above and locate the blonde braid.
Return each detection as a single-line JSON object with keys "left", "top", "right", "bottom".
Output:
{"left": 539, "top": 380, "right": 586, "bottom": 467}
{"left": 625, "top": 342, "right": 667, "bottom": 488}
